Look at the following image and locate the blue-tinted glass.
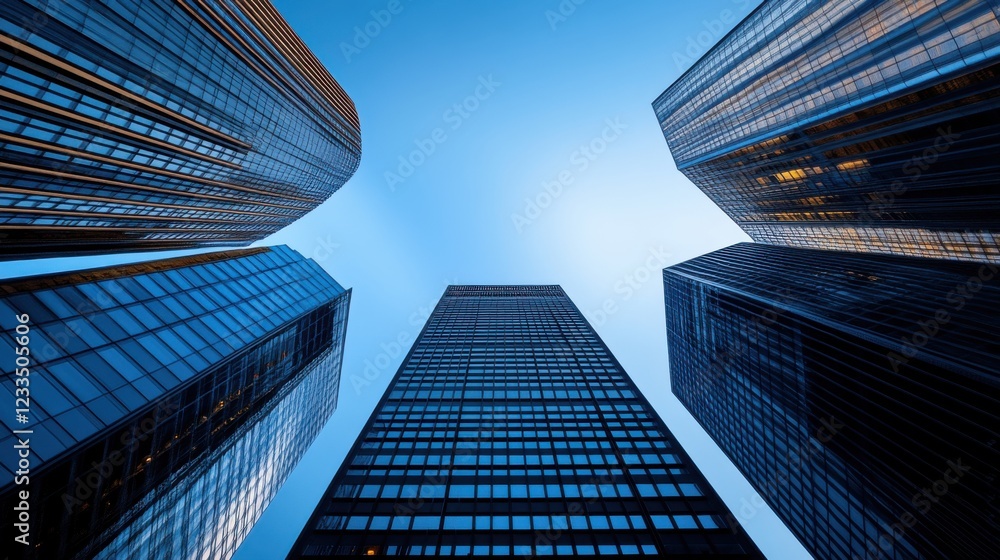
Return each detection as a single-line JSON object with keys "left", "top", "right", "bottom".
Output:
{"left": 54, "top": 407, "right": 99, "bottom": 441}
{"left": 97, "top": 346, "right": 144, "bottom": 381}
{"left": 100, "top": 280, "right": 135, "bottom": 305}
{"left": 136, "top": 333, "right": 178, "bottom": 365}
{"left": 90, "top": 315, "right": 128, "bottom": 341}
{"left": 35, "top": 290, "right": 75, "bottom": 316}
{"left": 106, "top": 308, "right": 145, "bottom": 336}
{"left": 412, "top": 517, "right": 439, "bottom": 530}
{"left": 674, "top": 515, "right": 698, "bottom": 529}
{"left": 31, "top": 374, "right": 73, "bottom": 416}
{"left": 651, "top": 515, "right": 673, "bottom": 529}
{"left": 48, "top": 361, "right": 102, "bottom": 401}
{"left": 87, "top": 395, "right": 127, "bottom": 423}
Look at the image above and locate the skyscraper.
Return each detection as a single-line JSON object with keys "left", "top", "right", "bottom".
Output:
{"left": 664, "top": 242, "right": 1000, "bottom": 559}
{"left": 0, "top": 246, "right": 351, "bottom": 559}
{"left": 289, "top": 285, "right": 762, "bottom": 558}
{"left": 0, "top": 0, "right": 361, "bottom": 259}
{"left": 653, "top": 0, "right": 1000, "bottom": 263}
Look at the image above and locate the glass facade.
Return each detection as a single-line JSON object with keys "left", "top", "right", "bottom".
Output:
{"left": 289, "top": 285, "right": 762, "bottom": 558}
{"left": 653, "top": 0, "right": 1000, "bottom": 263}
{"left": 664, "top": 243, "right": 1000, "bottom": 559}
{"left": 0, "top": 245, "right": 350, "bottom": 559}
{"left": 0, "top": 0, "right": 361, "bottom": 259}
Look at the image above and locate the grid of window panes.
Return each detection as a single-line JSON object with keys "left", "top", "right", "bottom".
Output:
{"left": 0, "top": 245, "right": 348, "bottom": 559}
{"left": 93, "top": 291, "right": 350, "bottom": 560}
{"left": 663, "top": 243, "right": 1000, "bottom": 559}
{"left": 0, "top": 0, "right": 361, "bottom": 258}
{"left": 290, "top": 285, "right": 762, "bottom": 558}
{"left": 653, "top": 0, "right": 1000, "bottom": 263}
{"left": 746, "top": 226, "right": 1000, "bottom": 264}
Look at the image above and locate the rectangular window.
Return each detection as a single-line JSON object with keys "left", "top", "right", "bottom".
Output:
{"left": 411, "top": 517, "right": 439, "bottom": 530}
{"left": 443, "top": 516, "right": 472, "bottom": 530}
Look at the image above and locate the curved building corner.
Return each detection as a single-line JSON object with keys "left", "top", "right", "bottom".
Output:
{"left": 0, "top": 0, "right": 362, "bottom": 259}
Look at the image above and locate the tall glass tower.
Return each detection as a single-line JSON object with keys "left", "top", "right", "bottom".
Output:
{"left": 653, "top": 0, "right": 1000, "bottom": 263}
{"left": 664, "top": 243, "right": 1000, "bottom": 559}
{"left": 0, "top": 0, "right": 361, "bottom": 259}
{"left": 289, "top": 285, "right": 762, "bottom": 558}
{"left": 0, "top": 246, "right": 351, "bottom": 559}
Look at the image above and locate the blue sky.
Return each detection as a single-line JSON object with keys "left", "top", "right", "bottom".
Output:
{"left": 4, "top": 1, "right": 809, "bottom": 558}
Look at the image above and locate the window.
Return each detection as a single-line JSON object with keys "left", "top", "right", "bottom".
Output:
{"left": 590, "top": 516, "right": 610, "bottom": 530}
{"left": 443, "top": 516, "right": 472, "bottom": 530}
{"left": 512, "top": 516, "right": 531, "bottom": 530}
{"left": 336, "top": 513, "right": 369, "bottom": 533}
{"left": 679, "top": 483, "right": 702, "bottom": 497}
{"left": 650, "top": 515, "right": 673, "bottom": 529}
{"left": 697, "top": 515, "right": 722, "bottom": 529}
{"left": 674, "top": 515, "right": 698, "bottom": 529}
{"left": 411, "top": 517, "right": 439, "bottom": 530}
{"left": 657, "top": 483, "right": 679, "bottom": 497}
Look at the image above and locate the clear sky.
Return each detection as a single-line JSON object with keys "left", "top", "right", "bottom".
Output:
{"left": 3, "top": 1, "right": 809, "bottom": 558}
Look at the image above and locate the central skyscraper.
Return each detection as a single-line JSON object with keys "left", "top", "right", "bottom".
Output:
{"left": 289, "top": 285, "right": 762, "bottom": 558}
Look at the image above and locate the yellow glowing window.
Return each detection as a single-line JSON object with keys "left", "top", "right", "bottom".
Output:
{"left": 772, "top": 212, "right": 809, "bottom": 221}
{"left": 836, "top": 159, "right": 868, "bottom": 171}
{"left": 774, "top": 169, "right": 807, "bottom": 182}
